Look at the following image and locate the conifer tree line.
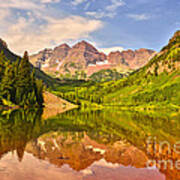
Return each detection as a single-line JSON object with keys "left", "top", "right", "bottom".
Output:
{"left": 0, "top": 51, "right": 44, "bottom": 107}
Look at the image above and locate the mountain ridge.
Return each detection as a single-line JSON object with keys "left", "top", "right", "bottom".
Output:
{"left": 30, "top": 40, "right": 155, "bottom": 77}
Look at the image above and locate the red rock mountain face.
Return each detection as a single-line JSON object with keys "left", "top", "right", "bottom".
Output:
{"left": 70, "top": 41, "right": 106, "bottom": 65}
{"left": 108, "top": 48, "right": 155, "bottom": 69}
{"left": 49, "top": 44, "right": 71, "bottom": 66}
{"left": 59, "top": 41, "right": 107, "bottom": 75}
{"left": 30, "top": 41, "right": 155, "bottom": 76}
{"left": 30, "top": 44, "right": 70, "bottom": 67}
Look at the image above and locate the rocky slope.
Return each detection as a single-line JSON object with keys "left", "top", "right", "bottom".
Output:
{"left": 43, "top": 91, "right": 77, "bottom": 119}
{"left": 30, "top": 41, "right": 155, "bottom": 77}
{"left": 30, "top": 44, "right": 71, "bottom": 68}
{"left": 108, "top": 48, "right": 155, "bottom": 69}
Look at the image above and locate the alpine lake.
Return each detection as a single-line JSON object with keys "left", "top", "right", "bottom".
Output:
{"left": 0, "top": 107, "right": 180, "bottom": 180}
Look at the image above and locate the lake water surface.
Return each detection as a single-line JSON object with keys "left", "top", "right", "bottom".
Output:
{"left": 0, "top": 108, "right": 179, "bottom": 180}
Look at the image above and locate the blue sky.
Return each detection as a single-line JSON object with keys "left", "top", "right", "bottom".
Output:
{"left": 0, "top": 0, "right": 179, "bottom": 55}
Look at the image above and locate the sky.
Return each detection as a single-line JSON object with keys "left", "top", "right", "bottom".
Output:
{"left": 0, "top": 0, "right": 179, "bottom": 55}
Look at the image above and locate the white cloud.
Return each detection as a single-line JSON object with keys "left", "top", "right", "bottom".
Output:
{"left": 0, "top": 0, "right": 103, "bottom": 55}
{"left": 106, "top": 0, "right": 125, "bottom": 12}
{"left": 93, "top": 159, "right": 120, "bottom": 168}
{"left": 0, "top": 0, "right": 42, "bottom": 10}
{"left": 0, "top": 0, "right": 60, "bottom": 11}
{"left": 0, "top": 8, "right": 10, "bottom": 21}
{"left": 44, "top": 16, "right": 103, "bottom": 41}
{"left": 86, "top": 0, "right": 125, "bottom": 19}
{"left": 72, "top": 0, "right": 86, "bottom": 6}
{"left": 86, "top": 11, "right": 115, "bottom": 19}
{"left": 40, "top": 0, "right": 61, "bottom": 3}
{"left": 1, "top": 15, "right": 103, "bottom": 55}
{"left": 175, "top": 22, "right": 180, "bottom": 26}
{"left": 84, "top": 2, "right": 91, "bottom": 10}
{"left": 100, "top": 46, "right": 124, "bottom": 55}
{"left": 127, "top": 14, "right": 150, "bottom": 21}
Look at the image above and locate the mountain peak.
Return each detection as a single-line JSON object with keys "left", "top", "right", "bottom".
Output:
{"left": 55, "top": 43, "right": 70, "bottom": 50}
{"left": 80, "top": 40, "right": 90, "bottom": 45}
{"left": 147, "top": 30, "right": 180, "bottom": 76}
{"left": 172, "top": 30, "right": 180, "bottom": 37}
{"left": 0, "top": 38, "right": 8, "bottom": 49}
{"left": 169, "top": 30, "right": 180, "bottom": 43}
{"left": 72, "top": 40, "right": 98, "bottom": 53}
{"left": 108, "top": 51, "right": 121, "bottom": 56}
{"left": 160, "top": 30, "right": 180, "bottom": 52}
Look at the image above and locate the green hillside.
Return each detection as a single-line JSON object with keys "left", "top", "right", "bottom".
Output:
{"left": 56, "top": 30, "right": 180, "bottom": 110}
{"left": 89, "top": 69, "right": 128, "bottom": 82}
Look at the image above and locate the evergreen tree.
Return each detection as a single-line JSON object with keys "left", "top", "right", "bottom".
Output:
{"left": 0, "top": 51, "right": 9, "bottom": 81}
{"left": 15, "top": 51, "right": 32, "bottom": 105}
{"left": 0, "top": 63, "right": 16, "bottom": 102}
{"left": 0, "top": 50, "right": 44, "bottom": 107}
{"left": 16, "top": 51, "right": 32, "bottom": 87}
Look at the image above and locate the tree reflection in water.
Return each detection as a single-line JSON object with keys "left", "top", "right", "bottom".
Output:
{"left": 0, "top": 108, "right": 179, "bottom": 180}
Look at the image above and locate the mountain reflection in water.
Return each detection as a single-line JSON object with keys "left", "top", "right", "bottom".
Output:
{"left": 0, "top": 108, "right": 179, "bottom": 180}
